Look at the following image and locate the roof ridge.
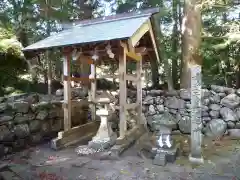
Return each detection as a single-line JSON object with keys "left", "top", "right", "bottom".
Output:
{"left": 61, "top": 7, "right": 159, "bottom": 28}
{"left": 75, "top": 13, "right": 151, "bottom": 27}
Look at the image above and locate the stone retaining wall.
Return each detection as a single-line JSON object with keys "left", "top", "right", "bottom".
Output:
{"left": 0, "top": 93, "right": 88, "bottom": 157}
{"left": 143, "top": 85, "right": 240, "bottom": 138}
{"left": 1, "top": 85, "right": 240, "bottom": 157}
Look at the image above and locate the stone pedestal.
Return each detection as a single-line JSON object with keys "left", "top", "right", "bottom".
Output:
{"left": 88, "top": 109, "right": 117, "bottom": 150}
{"left": 152, "top": 126, "right": 179, "bottom": 166}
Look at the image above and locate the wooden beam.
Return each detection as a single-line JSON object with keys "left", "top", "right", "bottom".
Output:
{"left": 129, "top": 22, "right": 150, "bottom": 47}
{"left": 66, "top": 76, "right": 95, "bottom": 82}
{"left": 119, "top": 44, "right": 127, "bottom": 138}
{"left": 120, "top": 41, "right": 142, "bottom": 61}
{"left": 72, "top": 46, "right": 149, "bottom": 56}
{"left": 126, "top": 103, "right": 139, "bottom": 110}
{"left": 51, "top": 121, "right": 100, "bottom": 150}
{"left": 128, "top": 39, "right": 135, "bottom": 52}
{"left": 89, "top": 59, "right": 96, "bottom": 121}
{"left": 75, "top": 58, "right": 94, "bottom": 65}
{"left": 147, "top": 19, "right": 160, "bottom": 63}
{"left": 62, "top": 48, "right": 72, "bottom": 131}
{"left": 113, "top": 124, "right": 146, "bottom": 153}
{"left": 126, "top": 74, "right": 138, "bottom": 81}
{"left": 136, "top": 57, "right": 143, "bottom": 125}
{"left": 98, "top": 74, "right": 118, "bottom": 79}
{"left": 76, "top": 54, "right": 94, "bottom": 64}
{"left": 126, "top": 51, "right": 142, "bottom": 61}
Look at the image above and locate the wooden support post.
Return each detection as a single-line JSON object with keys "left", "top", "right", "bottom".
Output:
{"left": 136, "top": 56, "right": 142, "bottom": 125}
{"left": 63, "top": 48, "right": 72, "bottom": 131}
{"left": 47, "top": 50, "right": 52, "bottom": 95}
{"left": 119, "top": 45, "right": 127, "bottom": 138}
{"left": 89, "top": 57, "right": 96, "bottom": 121}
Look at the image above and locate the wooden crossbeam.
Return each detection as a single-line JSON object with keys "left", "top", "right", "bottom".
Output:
{"left": 76, "top": 55, "right": 94, "bottom": 64}
{"left": 126, "top": 103, "right": 139, "bottom": 110}
{"left": 99, "top": 74, "right": 118, "bottom": 79}
{"left": 126, "top": 51, "right": 142, "bottom": 61}
{"left": 120, "top": 41, "right": 142, "bottom": 61}
{"left": 126, "top": 74, "right": 138, "bottom": 81}
{"left": 115, "top": 103, "right": 139, "bottom": 110}
{"left": 64, "top": 76, "right": 95, "bottom": 83}
{"left": 51, "top": 121, "right": 100, "bottom": 150}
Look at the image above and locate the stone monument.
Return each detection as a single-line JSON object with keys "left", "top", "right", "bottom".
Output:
{"left": 88, "top": 108, "right": 117, "bottom": 151}
{"left": 189, "top": 64, "right": 204, "bottom": 163}
{"left": 152, "top": 126, "right": 179, "bottom": 166}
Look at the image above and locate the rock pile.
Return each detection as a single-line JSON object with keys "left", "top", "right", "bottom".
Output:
{"left": 0, "top": 93, "right": 89, "bottom": 157}
{"left": 143, "top": 85, "right": 240, "bottom": 138}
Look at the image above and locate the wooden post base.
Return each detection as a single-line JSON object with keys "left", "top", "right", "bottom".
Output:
{"left": 111, "top": 124, "right": 146, "bottom": 156}
{"left": 51, "top": 121, "right": 100, "bottom": 150}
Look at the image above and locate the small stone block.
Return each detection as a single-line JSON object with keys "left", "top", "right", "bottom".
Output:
{"left": 166, "top": 151, "right": 177, "bottom": 163}
{"left": 153, "top": 153, "right": 167, "bottom": 166}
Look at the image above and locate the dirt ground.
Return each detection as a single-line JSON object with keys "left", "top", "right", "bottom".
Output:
{"left": 1, "top": 134, "right": 240, "bottom": 180}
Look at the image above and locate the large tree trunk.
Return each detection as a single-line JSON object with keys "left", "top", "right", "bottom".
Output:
{"left": 152, "top": 12, "right": 174, "bottom": 90}
{"left": 171, "top": 0, "right": 179, "bottom": 89}
{"left": 236, "top": 62, "right": 240, "bottom": 88}
{"left": 180, "top": 0, "right": 202, "bottom": 88}
{"left": 45, "top": 0, "right": 52, "bottom": 95}
{"left": 150, "top": 58, "right": 159, "bottom": 88}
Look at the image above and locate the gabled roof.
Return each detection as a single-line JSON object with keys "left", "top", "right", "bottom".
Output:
{"left": 23, "top": 8, "right": 159, "bottom": 52}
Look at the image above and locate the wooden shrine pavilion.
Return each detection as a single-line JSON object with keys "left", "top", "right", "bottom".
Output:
{"left": 23, "top": 8, "right": 161, "bottom": 150}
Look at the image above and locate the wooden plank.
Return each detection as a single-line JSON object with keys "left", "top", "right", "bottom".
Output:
{"left": 128, "top": 39, "right": 135, "bottom": 52}
{"left": 63, "top": 50, "right": 72, "bottom": 131}
{"left": 136, "top": 58, "right": 143, "bottom": 125}
{"left": 120, "top": 41, "right": 142, "bottom": 61}
{"left": 98, "top": 74, "right": 118, "bottom": 79}
{"left": 76, "top": 55, "right": 94, "bottom": 64}
{"left": 90, "top": 59, "right": 96, "bottom": 121}
{"left": 147, "top": 19, "right": 160, "bottom": 63}
{"left": 126, "top": 51, "right": 142, "bottom": 61}
{"left": 129, "top": 22, "right": 150, "bottom": 47}
{"left": 112, "top": 124, "right": 146, "bottom": 156}
{"left": 58, "top": 121, "right": 99, "bottom": 138}
{"left": 102, "top": 91, "right": 118, "bottom": 103}
{"left": 68, "top": 76, "right": 95, "bottom": 82}
{"left": 126, "top": 103, "right": 139, "bottom": 110}
{"left": 126, "top": 74, "right": 138, "bottom": 81}
{"left": 51, "top": 121, "right": 100, "bottom": 150}
{"left": 119, "top": 44, "right": 127, "bottom": 138}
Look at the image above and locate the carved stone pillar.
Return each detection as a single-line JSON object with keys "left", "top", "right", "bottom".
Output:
{"left": 189, "top": 64, "right": 204, "bottom": 164}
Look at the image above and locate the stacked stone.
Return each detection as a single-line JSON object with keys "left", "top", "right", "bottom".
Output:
{"left": 0, "top": 94, "right": 64, "bottom": 157}
{"left": 142, "top": 85, "right": 240, "bottom": 139}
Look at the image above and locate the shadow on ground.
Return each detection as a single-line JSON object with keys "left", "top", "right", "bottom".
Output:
{"left": 0, "top": 135, "right": 240, "bottom": 180}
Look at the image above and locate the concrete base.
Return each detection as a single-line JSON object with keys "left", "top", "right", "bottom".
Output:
{"left": 189, "top": 155, "right": 204, "bottom": 164}
{"left": 153, "top": 153, "right": 167, "bottom": 166}
{"left": 152, "top": 143, "right": 180, "bottom": 166}
{"left": 88, "top": 114, "right": 117, "bottom": 151}
{"left": 88, "top": 133, "right": 117, "bottom": 151}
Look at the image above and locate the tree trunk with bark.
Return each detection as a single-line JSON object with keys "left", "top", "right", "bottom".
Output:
{"left": 180, "top": 0, "right": 202, "bottom": 88}
{"left": 171, "top": 0, "right": 179, "bottom": 89}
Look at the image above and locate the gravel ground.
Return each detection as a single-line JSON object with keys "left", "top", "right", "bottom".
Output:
{"left": 0, "top": 141, "right": 240, "bottom": 180}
